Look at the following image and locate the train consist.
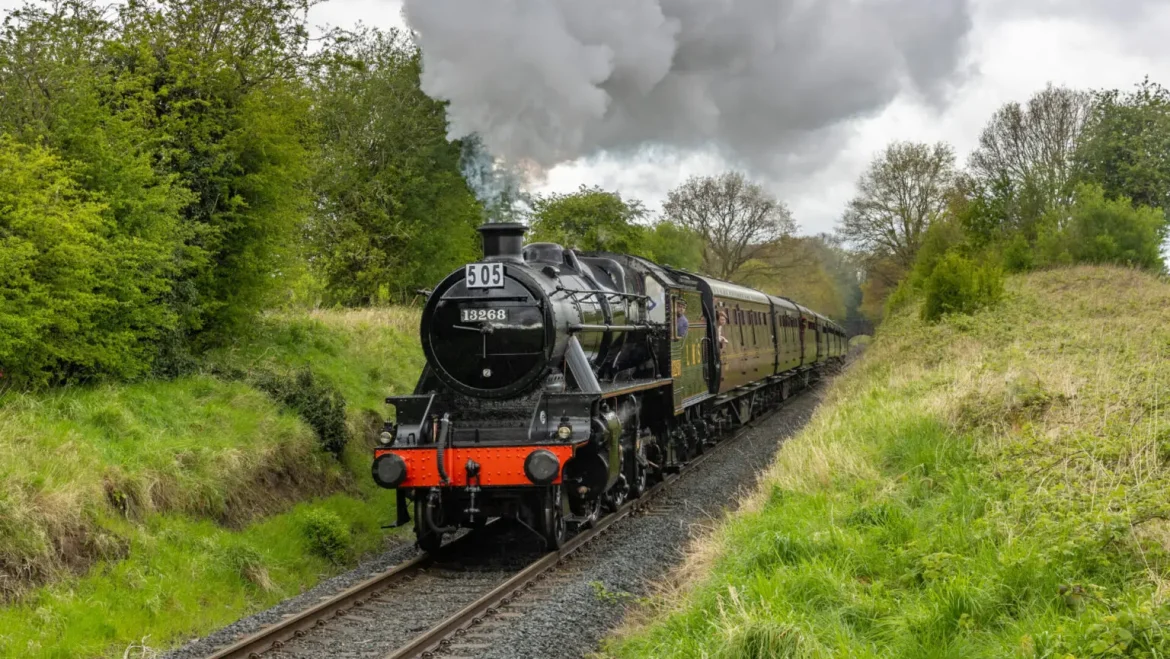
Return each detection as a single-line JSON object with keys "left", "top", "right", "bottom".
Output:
{"left": 372, "top": 223, "right": 846, "bottom": 550}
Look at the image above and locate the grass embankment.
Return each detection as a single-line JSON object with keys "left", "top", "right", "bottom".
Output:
{"left": 607, "top": 266, "right": 1170, "bottom": 658}
{"left": 0, "top": 307, "right": 423, "bottom": 658}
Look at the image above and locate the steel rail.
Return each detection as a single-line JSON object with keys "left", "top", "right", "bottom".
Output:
{"left": 200, "top": 389, "right": 803, "bottom": 659}
{"left": 383, "top": 399, "right": 791, "bottom": 659}
{"left": 203, "top": 544, "right": 442, "bottom": 658}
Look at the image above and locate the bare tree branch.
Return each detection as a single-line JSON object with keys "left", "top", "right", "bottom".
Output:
{"left": 840, "top": 141, "right": 956, "bottom": 269}
{"left": 969, "top": 84, "right": 1091, "bottom": 210}
{"left": 662, "top": 171, "right": 795, "bottom": 279}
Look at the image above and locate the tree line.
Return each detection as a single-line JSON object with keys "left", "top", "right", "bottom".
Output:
{"left": 3, "top": 0, "right": 1163, "bottom": 390}
{"left": 0, "top": 0, "right": 485, "bottom": 388}
{"left": 0, "top": 0, "right": 867, "bottom": 390}
{"left": 841, "top": 81, "right": 1170, "bottom": 321}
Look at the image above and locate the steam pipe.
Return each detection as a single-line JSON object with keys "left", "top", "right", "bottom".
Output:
{"left": 564, "top": 336, "right": 602, "bottom": 394}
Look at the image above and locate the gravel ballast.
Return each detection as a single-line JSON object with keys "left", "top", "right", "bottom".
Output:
{"left": 164, "top": 387, "right": 823, "bottom": 659}
{"left": 472, "top": 388, "right": 822, "bottom": 659}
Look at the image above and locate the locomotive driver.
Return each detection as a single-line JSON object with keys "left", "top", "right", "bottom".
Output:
{"left": 675, "top": 297, "right": 689, "bottom": 339}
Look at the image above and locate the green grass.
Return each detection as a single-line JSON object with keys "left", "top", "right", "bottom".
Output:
{"left": 207, "top": 307, "right": 423, "bottom": 419}
{"left": 848, "top": 334, "right": 872, "bottom": 349}
{"left": 604, "top": 266, "right": 1170, "bottom": 658}
{"left": 0, "top": 306, "right": 423, "bottom": 658}
{"left": 0, "top": 494, "right": 394, "bottom": 658}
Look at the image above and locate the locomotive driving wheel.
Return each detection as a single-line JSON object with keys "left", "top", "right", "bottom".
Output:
{"left": 540, "top": 485, "right": 567, "bottom": 550}
{"left": 605, "top": 474, "right": 629, "bottom": 512}
{"left": 627, "top": 440, "right": 648, "bottom": 499}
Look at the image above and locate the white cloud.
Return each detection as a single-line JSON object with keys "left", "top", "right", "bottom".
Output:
{"left": 534, "top": 0, "right": 1170, "bottom": 235}
{"left": 307, "top": 0, "right": 405, "bottom": 37}
{"left": 1, "top": 0, "right": 1165, "bottom": 236}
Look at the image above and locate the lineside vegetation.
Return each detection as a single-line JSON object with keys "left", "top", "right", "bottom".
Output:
{"left": 605, "top": 265, "right": 1170, "bottom": 658}
{"left": 0, "top": 308, "right": 423, "bottom": 658}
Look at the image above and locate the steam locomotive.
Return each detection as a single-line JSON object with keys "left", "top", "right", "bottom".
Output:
{"left": 372, "top": 223, "right": 847, "bottom": 551}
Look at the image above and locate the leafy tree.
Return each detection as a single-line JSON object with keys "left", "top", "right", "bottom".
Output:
{"left": 0, "top": 2, "right": 186, "bottom": 382}
{"left": 969, "top": 84, "right": 1091, "bottom": 234}
{"left": 1, "top": 0, "right": 320, "bottom": 374}
{"left": 858, "top": 257, "right": 906, "bottom": 322}
{"left": 112, "top": 0, "right": 317, "bottom": 347}
{"left": 641, "top": 221, "right": 704, "bottom": 271}
{"left": 1038, "top": 184, "right": 1166, "bottom": 271}
{"left": 950, "top": 173, "right": 1018, "bottom": 247}
{"left": 0, "top": 138, "right": 175, "bottom": 388}
{"left": 662, "top": 171, "right": 795, "bottom": 279}
{"left": 1076, "top": 78, "right": 1170, "bottom": 214}
{"left": 530, "top": 185, "right": 646, "bottom": 253}
{"left": 308, "top": 28, "right": 482, "bottom": 305}
{"left": 909, "top": 217, "right": 968, "bottom": 283}
{"left": 840, "top": 141, "right": 956, "bottom": 270}
{"left": 528, "top": 186, "right": 707, "bottom": 272}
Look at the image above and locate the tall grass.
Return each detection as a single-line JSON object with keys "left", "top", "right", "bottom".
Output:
{"left": 606, "top": 266, "right": 1170, "bottom": 658}
{"left": 0, "top": 306, "right": 423, "bottom": 657}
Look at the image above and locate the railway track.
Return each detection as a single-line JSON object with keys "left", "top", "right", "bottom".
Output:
{"left": 200, "top": 393, "right": 801, "bottom": 659}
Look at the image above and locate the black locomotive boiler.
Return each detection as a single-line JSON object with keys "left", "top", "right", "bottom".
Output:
{"left": 372, "top": 223, "right": 846, "bottom": 550}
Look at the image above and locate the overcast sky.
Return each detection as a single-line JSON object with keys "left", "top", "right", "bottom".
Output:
{"left": 335, "top": 0, "right": 1170, "bottom": 235}
{"left": 3, "top": 0, "right": 1166, "bottom": 236}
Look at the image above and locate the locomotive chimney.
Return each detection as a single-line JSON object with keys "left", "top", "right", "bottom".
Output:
{"left": 477, "top": 222, "right": 527, "bottom": 262}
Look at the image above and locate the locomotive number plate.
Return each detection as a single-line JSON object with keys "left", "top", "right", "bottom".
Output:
{"left": 460, "top": 308, "right": 508, "bottom": 322}
{"left": 465, "top": 262, "right": 504, "bottom": 289}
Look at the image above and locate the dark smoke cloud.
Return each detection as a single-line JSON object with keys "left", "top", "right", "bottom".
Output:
{"left": 403, "top": 0, "right": 973, "bottom": 177}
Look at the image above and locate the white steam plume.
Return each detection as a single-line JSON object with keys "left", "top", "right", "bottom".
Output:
{"left": 403, "top": 0, "right": 973, "bottom": 179}
{"left": 459, "top": 135, "right": 530, "bottom": 222}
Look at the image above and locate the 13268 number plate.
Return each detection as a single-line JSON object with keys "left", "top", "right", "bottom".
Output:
{"left": 465, "top": 262, "right": 504, "bottom": 289}
{"left": 461, "top": 308, "right": 508, "bottom": 322}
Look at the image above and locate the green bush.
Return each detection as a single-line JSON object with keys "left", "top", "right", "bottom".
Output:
{"left": 1060, "top": 184, "right": 1167, "bottom": 270}
{"left": 1000, "top": 233, "right": 1035, "bottom": 273}
{"left": 299, "top": 509, "right": 351, "bottom": 563}
{"left": 250, "top": 368, "right": 349, "bottom": 457}
{"left": 882, "top": 278, "right": 916, "bottom": 319}
{"left": 910, "top": 218, "right": 967, "bottom": 283}
{"left": 920, "top": 253, "right": 1003, "bottom": 322}
{"left": 0, "top": 137, "right": 176, "bottom": 388}
{"left": 0, "top": 0, "right": 317, "bottom": 385}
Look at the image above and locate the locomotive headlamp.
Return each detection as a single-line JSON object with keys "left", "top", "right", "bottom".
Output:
{"left": 524, "top": 449, "right": 561, "bottom": 485}
{"left": 556, "top": 417, "right": 573, "bottom": 440}
{"left": 372, "top": 453, "right": 407, "bottom": 488}
{"left": 379, "top": 431, "right": 394, "bottom": 445}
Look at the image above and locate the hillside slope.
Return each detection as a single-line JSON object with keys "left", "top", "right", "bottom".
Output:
{"left": 0, "top": 308, "right": 423, "bottom": 658}
{"left": 606, "top": 266, "right": 1170, "bottom": 658}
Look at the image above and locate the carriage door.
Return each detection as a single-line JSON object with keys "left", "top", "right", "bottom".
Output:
{"left": 670, "top": 291, "right": 708, "bottom": 413}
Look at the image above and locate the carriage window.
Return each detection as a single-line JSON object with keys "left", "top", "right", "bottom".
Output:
{"left": 672, "top": 297, "right": 690, "bottom": 341}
